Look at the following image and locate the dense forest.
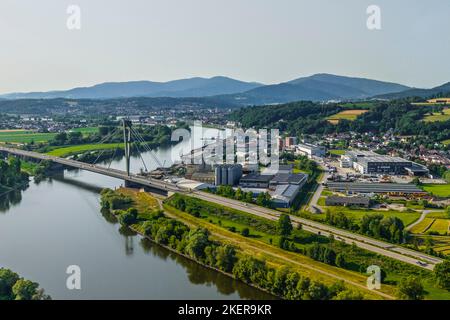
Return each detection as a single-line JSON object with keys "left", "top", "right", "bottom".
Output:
{"left": 228, "top": 100, "right": 450, "bottom": 142}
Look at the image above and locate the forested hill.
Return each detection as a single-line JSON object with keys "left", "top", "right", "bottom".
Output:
{"left": 228, "top": 100, "right": 450, "bottom": 142}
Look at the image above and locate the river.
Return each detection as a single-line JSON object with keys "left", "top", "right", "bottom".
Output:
{"left": 0, "top": 126, "right": 272, "bottom": 299}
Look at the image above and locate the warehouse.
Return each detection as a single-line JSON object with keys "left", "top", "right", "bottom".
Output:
{"left": 340, "top": 150, "right": 428, "bottom": 175}
{"left": 327, "top": 182, "right": 427, "bottom": 196}
{"left": 239, "top": 173, "right": 274, "bottom": 188}
{"left": 269, "top": 173, "right": 308, "bottom": 187}
{"left": 325, "top": 196, "right": 370, "bottom": 208}
{"left": 270, "top": 184, "right": 301, "bottom": 208}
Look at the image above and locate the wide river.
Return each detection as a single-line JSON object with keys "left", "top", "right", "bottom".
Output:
{"left": 0, "top": 126, "right": 272, "bottom": 299}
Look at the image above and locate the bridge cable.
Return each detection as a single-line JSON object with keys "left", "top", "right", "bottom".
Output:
{"left": 92, "top": 127, "right": 119, "bottom": 165}
{"left": 129, "top": 126, "right": 163, "bottom": 168}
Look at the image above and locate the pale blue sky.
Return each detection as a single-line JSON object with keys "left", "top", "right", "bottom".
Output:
{"left": 0, "top": 0, "right": 449, "bottom": 93}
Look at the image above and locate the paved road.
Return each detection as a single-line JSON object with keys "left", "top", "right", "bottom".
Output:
{"left": 307, "top": 164, "right": 328, "bottom": 213}
{"left": 189, "top": 191, "right": 442, "bottom": 270}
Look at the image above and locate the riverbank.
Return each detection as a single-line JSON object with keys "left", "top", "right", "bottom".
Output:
{"left": 103, "top": 188, "right": 385, "bottom": 300}
{"left": 102, "top": 188, "right": 276, "bottom": 299}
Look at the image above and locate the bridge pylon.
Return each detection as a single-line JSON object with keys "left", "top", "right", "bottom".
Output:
{"left": 122, "top": 119, "right": 132, "bottom": 177}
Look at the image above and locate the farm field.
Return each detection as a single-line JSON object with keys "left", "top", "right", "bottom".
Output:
{"left": 422, "top": 108, "right": 450, "bottom": 122}
{"left": 442, "top": 139, "right": 450, "bottom": 145}
{"left": 0, "top": 130, "right": 56, "bottom": 143}
{"left": 432, "top": 237, "right": 450, "bottom": 256}
{"left": 70, "top": 127, "right": 99, "bottom": 135}
{"left": 46, "top": 143, "right": 123, "bottom": 157}
{"left": 422, "top": 184, "right": 450, "bottom": 197}
{"left": 410, "top": 217, "right": 449, "bottom": 235}
{"left": 327, "top": 109, "right": 369, "bottom": 124}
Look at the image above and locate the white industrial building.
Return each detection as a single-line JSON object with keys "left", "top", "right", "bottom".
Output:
{"left": 296, "top": 143, "right": 326, "bottom": 158}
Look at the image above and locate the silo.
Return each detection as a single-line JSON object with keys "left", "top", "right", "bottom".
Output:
{"left": 221, "top": 166, "right": 228, "bottom": 185}
{"left": 214, "top": 166, "right": 222, "bottom": 186}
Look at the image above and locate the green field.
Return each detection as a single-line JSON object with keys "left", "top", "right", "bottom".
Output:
{"left": 70, "top": 127, "right": 99, "bottom": 135}
{"left": 422, "top": 108, "right": 450, "bottom": 122}
{"left": 317, "top": 206, "right": 421, "bottom": 227}
{"left": 410, "top": 217, "right": 450, "bottom": 235}
{"left": 329, "top": 149, "right": 346, "bottom": 156}
{"left": 47, "top": 143, "right": 123, "bottom": 157}
{"left": 327, "top": 110, "right": 369, "bottom": 124}
{"left": 442, "top": 139, "right": 450, "bottom": 145}
{"left": 0, "top": 127, "right": 98, "bottom": 144}
{"left": 422, "top": 184, "right": 450, "bottom": 198}
{"left": 0, "top": 131, "right": 56, "bottom": 143}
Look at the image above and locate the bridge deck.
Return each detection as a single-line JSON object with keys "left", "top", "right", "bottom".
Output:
{"left": 0, "top": 146, "right": 181, "bottom": 193}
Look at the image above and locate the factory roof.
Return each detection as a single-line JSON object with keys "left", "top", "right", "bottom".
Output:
{"left": 325, "top": 196, "right": 370, "bottom": 206}
{"left": 271, "top": 184, "right": 301, "bottom": 203}
{"left": 357, "top": 155, "right": 411, "bottom": 164}
{"left": 270, "top": 173, "right": 308, "bottom": 185}
{"left": 327, "top": 182, "right": 426, "bottom": 194}
{"left": 240, "top": 173, "right": 274, "bottom": 183}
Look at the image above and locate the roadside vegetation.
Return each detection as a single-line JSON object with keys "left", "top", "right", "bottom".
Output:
{"left": 0, "top": 268, "right": 50, "bottom": 300}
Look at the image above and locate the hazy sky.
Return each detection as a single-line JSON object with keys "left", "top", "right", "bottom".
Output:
{"left": 0, "top": 0, "right": 449, "bottom": 94}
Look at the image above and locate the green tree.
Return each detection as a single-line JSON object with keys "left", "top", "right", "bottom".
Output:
{"left": 0, "top": 268, "right": 19, "bottom": 299}
{"left": 241, "top": 227, "right": 250, "bottom": 237}
{"left": 185, "top": 228, "right": 210, "bottom": 260}
{"left": 434, "top": 261, "right": 450, "bottom": 290}
{"left": 12, "top": 279, "right": 39, "bottom": 300}
{"left": 215, "top": 245, "right": 237, "bottom": 272}
{"left": 396, "top": 276, "right": 425, "bottom": 300}
{"left": 278, "top": 213, "right": 293, "bottom": 237}
{"left": 335, "top": 253, "right": 346, "bottom": 268}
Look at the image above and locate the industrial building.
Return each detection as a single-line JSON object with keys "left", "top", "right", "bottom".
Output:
{"left": 239, "top": 172, "right": 274, "bottom": 188}
{"left": 285, "top": 136, "right": 297, "bottom": 148}
{"left": 325, "top": 196, "right": 370, "bottom": 208}
{"left": 327, "top": 182, "right": 427, "bottom": 196}
{"left": 270, "top": 184, "right": 301, "bottom": 208}
{"left": 269, "top": 173, "right": 308, "bottom": 187}
{"left": 296, "top": 143, "right": 326, "bottom": 158}
{"left": 339, "top": 150, "right": 429, "bottom": 176}
{"left": 214, "top": 164, "right": 243, "bottom": 186}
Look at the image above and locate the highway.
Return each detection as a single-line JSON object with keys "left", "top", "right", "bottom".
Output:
{"left": 0, "top": 145, "right": 443, "bottom": 271}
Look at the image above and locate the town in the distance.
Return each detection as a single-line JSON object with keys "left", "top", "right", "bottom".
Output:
{"left": 0, "top": 73, "right": 449, "bottom": 301}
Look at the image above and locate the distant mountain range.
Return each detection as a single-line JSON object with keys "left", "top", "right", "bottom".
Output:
{"left": 1, "top": 73, "right": 449, "bottom": 105}
{"left": 374, "top": 82, "right": 450, "bottom": 100}
{"left": 0, "top": 76, "right": 263, "bottom": 100}
{"left": 220, "top": 73, "right": 410, "bottom": 105}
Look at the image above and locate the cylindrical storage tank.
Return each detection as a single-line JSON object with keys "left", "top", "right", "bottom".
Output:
{"left": 215, "top": 166, "right": 222, "bottom": 186}
{"left": 221, "top": 166, "right": 228, "bottom": 185}
{"left": 227, "top": 166, "right": 235, "bottom": 186}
